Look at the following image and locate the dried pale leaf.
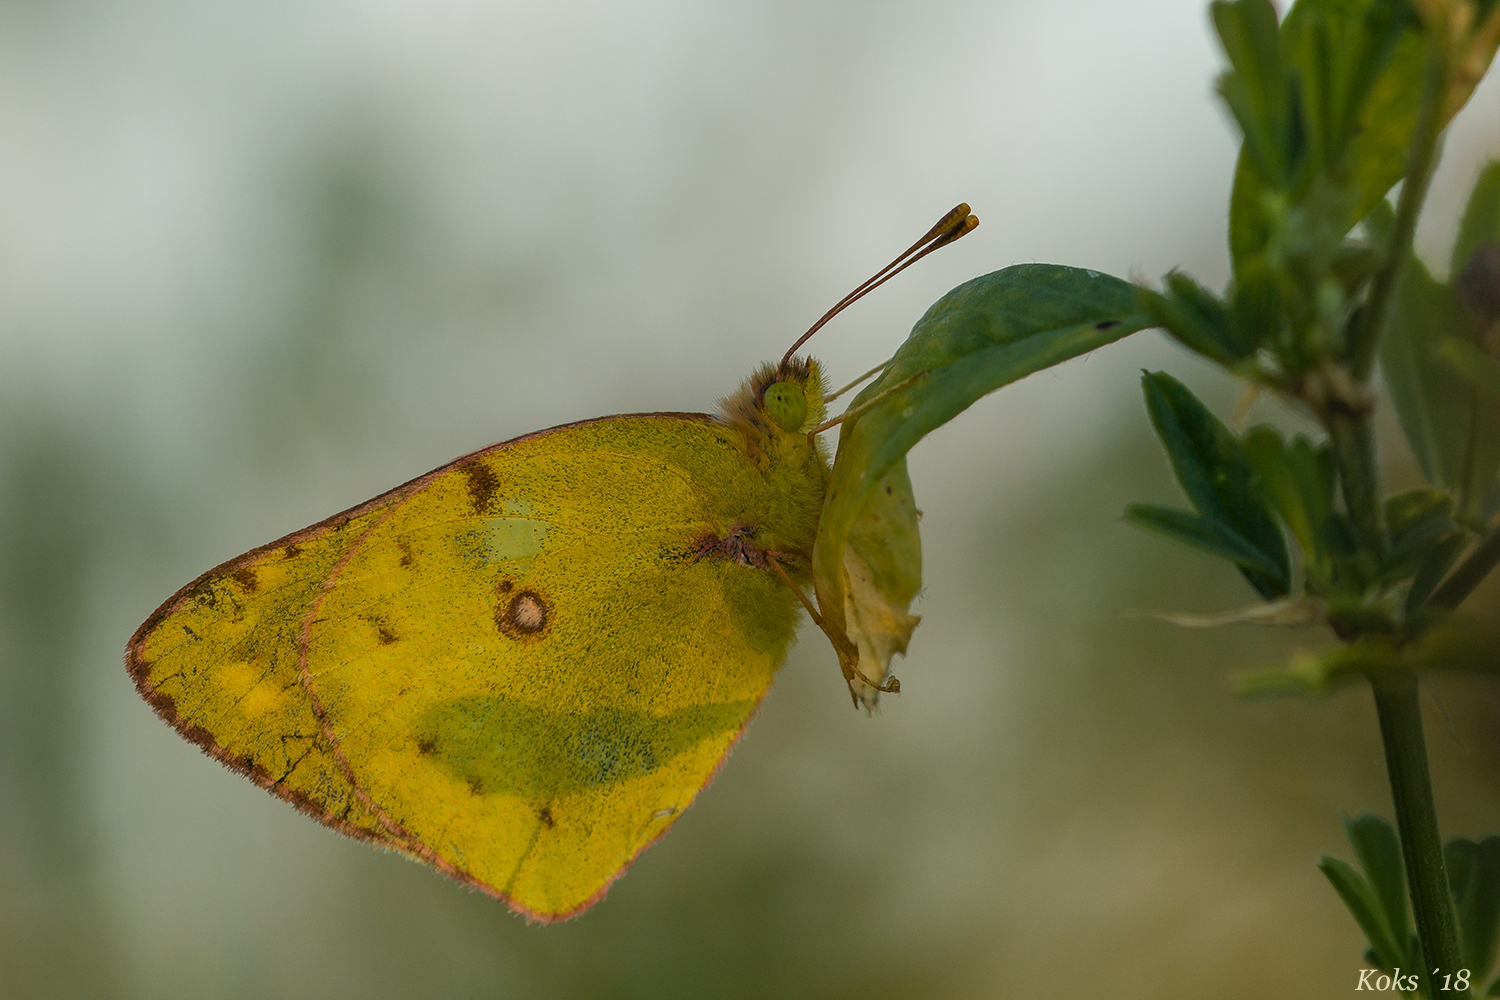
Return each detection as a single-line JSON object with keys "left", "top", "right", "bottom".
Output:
{"left": 1130, "top": 597, "right": 1326, "bottom": 629}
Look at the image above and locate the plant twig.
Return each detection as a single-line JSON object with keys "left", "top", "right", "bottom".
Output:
{"left": 1368, "top": 668, "right": 1463, "bottom": 988}
{"left": 1328, "top": 409, "right": 1386, "bottom": 558}
{"left": 1427, "top": 519, "right": 1500, "bottom": 611}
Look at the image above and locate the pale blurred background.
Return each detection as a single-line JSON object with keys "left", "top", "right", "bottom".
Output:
{"left": 2, "top": 0, "right": 1498, "bottom": 996}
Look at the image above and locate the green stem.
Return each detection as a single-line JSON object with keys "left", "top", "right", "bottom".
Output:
{"left": 1347, "top": 19, "right": 1449, "bottom": 381}
{"left": 1328, "top": 410, "right": 1385, "bottom": 558}
{"left": 1428, "top": 520, "right": 1500, "bottom": 611}
{"left": 1369, "top": 669, "right": 1462, "bottom": 994}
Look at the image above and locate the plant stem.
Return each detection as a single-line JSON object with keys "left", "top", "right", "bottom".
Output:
{"left": 1328, "top": 410, "right": 1386, "bottom": 558}
{"left": 1369, "top": 668, "right": 1462, "bottom": 991}
{"left": 1428, "top": 519, "right": 1500, "bottom": 611}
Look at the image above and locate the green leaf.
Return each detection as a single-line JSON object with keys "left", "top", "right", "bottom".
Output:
{"left": 1139, "top": 272, "right": 1251, "bottom": 364}
{"left": 1289, "top": 434, "right": 1339, "bottom": 539}
{"left": 1228, "top": 0, "right": 1426, "bottom": 278}
{"left": 1436, "top": 335, "right": 1500, "bottom": 401}
{"left": 815, "top": 265, "right": 1151, "bottom": 662}
{"left": 1345, "top": 813, "right": 1413, "bottom": 957}
{"left": 1123, "top": 503, "right": 1288, "bottom": 581}
{"left": 1380, "top": 487, "right": 1461, "bottom": 583}
{"left": 1213, "top": 0, "right": 1296, "bottom": 187}
{"left": 1404, "top": 532, "right": 1470, "bottom": 613}
{"left": 1453, "top": 162, "right": 1500, "bottom": 278}
{"left": 1243, "top": 425, "right": 1330, "bottom": 573}
{"left": 1320, "top": 854, "right": 1412, "bottom": 972}
{"left": 1381, "top": 250, "right": 1500, "bottom": 521}
{"left": 1446, "top": 836, "right": 1500, "bottom": 983}
{"left": 1139, "top": 372, "right": 1290, "bottom": 597}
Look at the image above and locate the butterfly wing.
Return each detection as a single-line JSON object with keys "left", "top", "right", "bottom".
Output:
{"left": 127, "top": 414, "right": 812, "bottom": 920}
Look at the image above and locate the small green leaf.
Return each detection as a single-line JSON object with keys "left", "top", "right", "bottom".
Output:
{"left": 1140, "top": 372, "right": 1290, "bottom": 597}
{"left": 1447, "top": 836, "right": 1500, "bottom": 984}
{"left": 1320, "top": 854, "right": 1412, "bottom": 972}
{"left": 1404, "top": 532, "right": 1470, "bottom": 613}
{"left": 816, "top": 264, "right": 1151, "bottom": 663}
{"left": 1289, "top": 434, "right": 1339, "bottom": 539}
{"left": 1139, "top": 272, "right": 1251, "bottom": 364}
{"left": 1124, "top": 503, "right": 1288, "bottom": 581}
{"left": 1213, "top": 0, "right": 1296, "bottom": 186}
{"left": 1228, "top": 0, "right": 1427, "bottom": 278}
{"left": 1436, "top": 335, "right": 1500, "bottom": 402}
{"left": 1379, "top": 250, "right": 1500, "bottom": 520}
{"left": 1380, "top": 488, "right": 1461, "bottom": 583}
{"left": 1345, "top": 813, "right": 1413, "bottom": 957}
{"left": 1243, "top": 425, "right": 1325, "bottom": 572}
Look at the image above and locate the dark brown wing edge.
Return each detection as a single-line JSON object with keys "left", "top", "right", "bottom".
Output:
{"left": 122, "top": 413, "right": 720, "bottom": 867}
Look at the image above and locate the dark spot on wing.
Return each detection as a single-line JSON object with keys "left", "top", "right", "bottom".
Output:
{"left": 398, "top": 538, "right": 414, "bottom": 569}
{"left": 462, "top": 460, "right": 500, "bottom": 515}
{"left": 284, "top": 543, "right": 302, "bottom": 558}
{"left": 467, "top": 775, "right": 485, "bottom": 795}
{"left": 417, "top": 737, "right": 435, "bottom": 755}
{"left": 498, "top": 579, "right": 513, "bottom": 594}
{"left": 231, "top": 567, "right": 259, "bottom": 593}
{"left": 538, "top": 806, "right": 556, "bottom": 829}
{"left": 497, "top": 589, "right": 550, "bottom": 640}
{"left": 376, "top": 623, "right": 398, "bottom": 645}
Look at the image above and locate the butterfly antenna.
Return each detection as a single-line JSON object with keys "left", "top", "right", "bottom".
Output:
{"left": 779, "top": 203, "right": 978, "bottom": 368}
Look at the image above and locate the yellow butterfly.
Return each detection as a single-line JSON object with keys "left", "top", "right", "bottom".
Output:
{"left": 125, "top": 206, "right": 977, "bottom": 922}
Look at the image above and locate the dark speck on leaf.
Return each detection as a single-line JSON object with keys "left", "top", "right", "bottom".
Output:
{"left": 1096, "top": 319, "right": 1120, "bottom": 330}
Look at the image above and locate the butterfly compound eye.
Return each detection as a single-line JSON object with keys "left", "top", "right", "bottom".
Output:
{"left": 763, "top": 381, "right": 808, "bottom": 433}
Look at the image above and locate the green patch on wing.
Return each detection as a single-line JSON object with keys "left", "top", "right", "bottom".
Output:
{"left": 414, "top": 697, "right": 755, "bottom": 798}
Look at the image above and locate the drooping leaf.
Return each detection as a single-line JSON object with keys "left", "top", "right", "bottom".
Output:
{"left": 816, "top": 264, "right": 1151, "bottom": 657}
{"left": 842, "top": 459, "right": 921, "bottom": 711}
{"left": 1139, "top": 372, "right": 1290, "bottom": 597}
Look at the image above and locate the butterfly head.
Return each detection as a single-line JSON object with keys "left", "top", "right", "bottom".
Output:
{"left": 718, "top": 357, "right": 829, "bottom": 471}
